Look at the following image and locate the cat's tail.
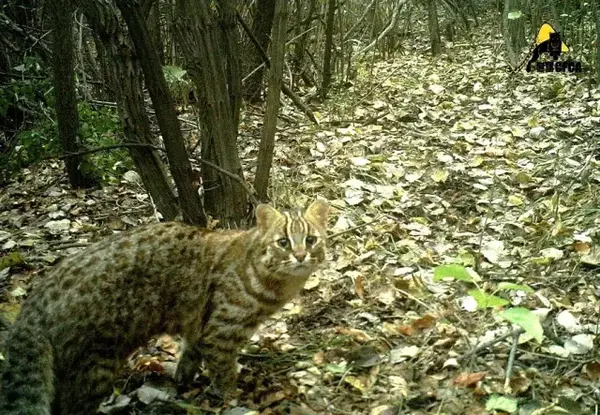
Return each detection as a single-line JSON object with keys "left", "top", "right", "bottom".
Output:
{"left": 0, "top": 314, "right": 54, "bottom": 415}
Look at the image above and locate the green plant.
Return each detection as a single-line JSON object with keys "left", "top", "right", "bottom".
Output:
{"left": 77, "top": 103, "right": 133, "bottom": 184}
{"left": 0, "top": 88, "right": 54, "bottom": 182}
{"left": 163, "top": 65, "right": 194, "bottom": 107}
{"left": 434, "top": 263, "right": 543, "bottom": 413}
{"left": 433, "top": 264, "right": 543, "bottom": 342}
{"left": 4, "top": 102, "right": 133, "bottom": 184}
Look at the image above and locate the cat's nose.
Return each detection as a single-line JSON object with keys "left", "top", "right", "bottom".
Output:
{"left": 294, "top": 251, "right": 307, "bottom": 262}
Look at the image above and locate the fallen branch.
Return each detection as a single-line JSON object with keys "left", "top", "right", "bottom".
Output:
{"left": 197, "top": 158, "right": 259, "bottom": 206}
{"left": 329, "top": 215, "right": 382, "bottom": 239}
{"left": 459, "top": 327, "right": 524, "bottom": 363}
{"left": 55, "top": 143, "right": 259, "bottom": 206}
{"left": 504, "top": 329, "right": 520, "bottom": 389}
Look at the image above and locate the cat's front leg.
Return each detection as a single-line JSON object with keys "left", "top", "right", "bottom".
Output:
{"left": 202, "top": 341, "right": 240, "bottom": 400}
{"left": 175, "top": 340, "right": 203, "bottom": 386}
{"left": 175, "top": 339, "right": 239, "bottom": 400}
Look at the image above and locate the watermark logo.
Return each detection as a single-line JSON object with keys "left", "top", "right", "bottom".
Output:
{"left": 526, "top": 23, "right": 582, "bottom": 73}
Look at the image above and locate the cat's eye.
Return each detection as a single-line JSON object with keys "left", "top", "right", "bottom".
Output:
{"left": 277, "top": 238, "right": 289, "bottom": 248}
{"left": 305, "top": 235, "right": 317, "bottom": 245}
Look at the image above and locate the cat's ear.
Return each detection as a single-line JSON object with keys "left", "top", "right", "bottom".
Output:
{"left": 305, "top": 199, "right": 329, "bottom": 229}
{"left": 255, "top": 204, "right": 284, "bottom": 233}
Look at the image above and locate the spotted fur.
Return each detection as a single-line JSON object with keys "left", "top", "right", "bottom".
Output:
{"left": 0, "top": 200, "right": 329, "bottom": 415}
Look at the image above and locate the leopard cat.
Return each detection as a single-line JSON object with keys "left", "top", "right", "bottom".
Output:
{"left": 0, "top": 199, "right": 329, "bottom": 414}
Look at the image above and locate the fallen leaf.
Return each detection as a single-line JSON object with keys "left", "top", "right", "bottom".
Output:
{"left": 412, "top": 314, "right": 436, "bottom": 330}
{"left": 354, "top": 275, "right": 365, "bottom": 299}
{"left": 584, "top": 361, "right": 600, "bottom": 381}
{"left": 336, "top": 327, "right": 373, "bottom": 342}
{"left": 454, "top": 372, "right": 486, "bottom": 387}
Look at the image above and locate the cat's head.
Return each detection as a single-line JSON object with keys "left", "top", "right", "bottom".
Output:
{"left": 255, "top": 199, "right": 329, "bottom": 278}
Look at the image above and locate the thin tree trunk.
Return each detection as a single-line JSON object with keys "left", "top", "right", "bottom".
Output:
{"left": 502, "top": 0, "right": 524, "bottom": 67}
{"left": 148, "top": 1, "right": 165, "bottom": 65}
{"left": 426, "top": 0, "right": 441, "bottom": 56}
{"left": 174, "top": 0, "right": 247, "bottom": 225}
{"left": 343, "top": 0, "right": 377, "bottom": 42}
{"left": 320, "top": 0, "right": 336, "bottom": 98}
{"left": 51, "top": 0, "right": 96, "bottom": 188}
{"left": 254, "top": 0, "right": 287, "bottom": 201}
{"left": 237, "top": 12, "right": 319, "bottom": 125}
{"left": 220, "top": 0, "right": 242, "bottom": 136}
{"left": 77, "top": 0, "right": 179, "bottom": 221}
{"left": 116, "top": 0, "right": 206, "bottom": 226}
{"left": 244, "top": 0, "right": 277, "bottom": 102}
{"left": 356, "top": 0, "right": 405, "bottom": 57}
{"left": 593, "top": 0, "right": 600, "bottom": 84}
{"left": 291, "top": 0, "right": 316, "bottom": 87}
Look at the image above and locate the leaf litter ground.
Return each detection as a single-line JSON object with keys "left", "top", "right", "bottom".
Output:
{"left": 2, "top": 32, "right": 600, "bottom": 415}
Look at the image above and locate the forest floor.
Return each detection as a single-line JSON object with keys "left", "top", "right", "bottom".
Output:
{"left": 2, "top": 27, "right": 600, "bottom": 415}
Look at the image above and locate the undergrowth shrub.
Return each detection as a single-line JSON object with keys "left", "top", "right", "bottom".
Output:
{"left": 3, "top": 102, "right": 133, "bottom": 185}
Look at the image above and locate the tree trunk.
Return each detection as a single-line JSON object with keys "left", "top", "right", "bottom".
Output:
{"left": 77, "top": 0, "right": 179, "bottom": 221}
{"left": 291, "top": 0, "right": 316, "bottom": 88}
{"left": 220, "top": 0, "right": 242, "bottom": 137}
{"left": 502, "top": 0, "right": 525, "bottom": 67}
{"left": 148, "top": 1, "right": 165, "bottom": 65}
{"left": 115, "top": 0, "right": 206, "bottom": 226}
{"left": 426, "top": 0, "right": 441, "bottom": 56}
{"left": 254, "top": 0, "right": 287, "bottom": 201}
{"left": 244, "top": 0, "right": 277, "bottom": 102}
{"left": 51, "top": 0, "right": 97, "bottom": 188}
{"left": 355, "top": 0, "right": 405, "bottom": 58}
{"left": 343, "top": 0, "right": 377, "bottom": 42}
{"left": 174, "top": 0, "right": 247, "bottom": 225}
{"left": 320, "top": 0, "right": 336, "bottom": 98}
{"left": 593, "top": 0, "right": 600, "bottom": 84}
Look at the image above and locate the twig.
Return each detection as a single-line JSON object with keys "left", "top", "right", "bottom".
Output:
{"left": 286, "top": 26, "right": 316, "bottom": 47}
{"left": 395, "top": 288, "right": 438, "bottom": 313}
{"left": 241, "top": 62, "right": 266, "bottom": 84}
{"left": 504, "top": 329, "right": 520, "bottom": 390}
{"left": 355, "top": 0, "right": 407, "bottom": 57}
{"left": 195, "top": 158, "right": 260, "bottom": 207}
{"left": 329, "top": 216, "right": 381, "bottom": 239}
{"left": 459, "top": 327, "right": 524, "bottom": 362}
{"left": 475, "top": 170, "right": 498, "bottom": 274}
{"left": 52, "top": 143, "right": 259, "bottom": 206}
{"left": 343, "top": 0, "right": 377, "bottom": 42}
{"left": 55, "top": 143, "right": 164, "bottom": 159}
{"left": 235, "top": 11, "right": 318, "bottom": 125}
{"left": 87, "top": 99, "right": 200, "bottom": 128}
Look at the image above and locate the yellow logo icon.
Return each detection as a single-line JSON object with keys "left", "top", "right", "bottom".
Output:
{"left": 526, "top": 23, "right": 580, "bottom": 73}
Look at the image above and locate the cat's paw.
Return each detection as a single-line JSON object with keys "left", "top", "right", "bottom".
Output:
{"left": 174, "top": 360, "right": 199, "bottom": 385}
{"left": 206, "top": 381, "right": 239, "bottom": 403}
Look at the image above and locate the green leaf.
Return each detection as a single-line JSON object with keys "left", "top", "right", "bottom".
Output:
{"left": 498, "top": 307, "right": 544, "bottom": 343}
{"left": 457, "top": 250, "right": 476, "bottom": 266}
{"left": 324, "top": 364, "right": 347, "bottom": 374}
{"left": 433, "top": 264, "right": 473, "bottom": 282}
{"left": 485, "top": 394, "right": 518, "bottom": 412}
{"left": 498, "top": 282, "right": 533, "bottom": 293}
{"left": 0, "top": 252, "right": 25, "bottom": 271}
{"left": 468, "top": 290, "right": 510, "bottom": 309}
{"left": 507, "top": 10, "right": 523, "bottom": 20}
{"left": 163, "top": 65, "right": 187, "bottom": 80}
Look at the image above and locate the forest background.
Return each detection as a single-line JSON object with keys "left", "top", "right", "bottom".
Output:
{"left": 1, "top": 0, "right": 600, "bottom": 414}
